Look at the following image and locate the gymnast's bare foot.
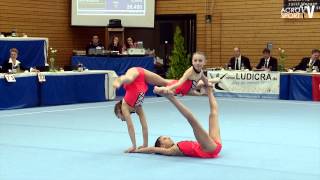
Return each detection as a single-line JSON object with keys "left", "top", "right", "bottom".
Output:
{"left": 113, "top": 77, "right": 122, "bottom": 89}
{"left": 153, "top": 86, "right": 174, "bottom": 96}
{"left": 209, "top": 78, "right": 221, "bottom": 84}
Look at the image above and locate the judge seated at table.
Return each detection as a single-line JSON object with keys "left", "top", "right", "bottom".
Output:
{"left": 255, "top": 48, "right": 278, "bottom": 71}
{"left": 122, "top": 36, "right": 137, "bottom": 54}
{"left": 86, "top": 35, "right": 104, "bottom": 54}
{"left": 3, "top": 48, "right": 38, "bottom": 73}
{"left": 227, "top": 47, "right": 252, "bottom": 70}
{"left": 293, "top": 49, "right": 320, "bottom": 72}
{"left": 107, "top": 36, "right": 122, "bottom": 54}
{"left": 3, "top": 48, "right": 27, "bottom": 73}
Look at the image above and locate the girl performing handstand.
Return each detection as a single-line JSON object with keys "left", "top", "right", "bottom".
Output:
{"left": 113, "top": 67, "right": 171, "bottom": 153}
{"left": 131, "top": 87, "right": 222, "bottom": 158}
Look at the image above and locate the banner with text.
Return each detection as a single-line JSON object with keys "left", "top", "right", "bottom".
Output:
{"left": 207, "top": 70, "right": 280, "bottom": 99}
{"left": 281, "top": 0, "right": 320, "bottom": 18}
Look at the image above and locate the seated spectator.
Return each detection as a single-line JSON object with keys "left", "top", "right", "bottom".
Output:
{"left": 255, "top": 48, "right": 278, "bottom": 71}
{"left": 3, "top": 48, "right": 27, "bottom": 73}
{"left": 86, "top": 35, "right": 104, "bottom": 53}
{"left": 228, "top": 47, "right": 251, "bottom": 70}
{"left": 3, "top": 48, "right": 39, "bottom": 73}
{"left": 107, "top": 36, "right": 122, "bottom": 53}
{"left": 293, "top": 49, "right": 320, "bottom": 71}
{"left": 122, "top": 36, "right": 137, "bottom": 53}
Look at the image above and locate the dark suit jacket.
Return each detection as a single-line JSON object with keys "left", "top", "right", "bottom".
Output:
{"left": 256, "top": 56, "right": 278, "bottom": 71}
{"left": 3, "top": 62, "right": 27, "bottom": 72}
{"left": 228, "top": 55, "right": 252, "bottom": 70}
{"left": 86, "top": 42, "right": 104, "bottom": 53}
{"left": 294, "top": 57, "right": 320, "bottom": 71}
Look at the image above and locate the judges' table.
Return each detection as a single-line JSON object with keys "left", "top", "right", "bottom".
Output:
{"left": 39, "top": 70, "right": 117, "bottom": 106}
{"left": 0, "top": 70, "right": 117, "bottom": 110}
{"left": 0, "top": 73, "right": 39, "bottom": 110}
{"left": 280, "top": 72, "right": 320, "bottom": 101}
{"left": 0, "top": 37, "right": 48, "bottom": 67}
{"left": 71, "top": 56, "right": 154, "bottom": 76}
{"left": 71, "top": 56, "right": 155, "bottom": 96}
{"left": 207, "top": 70, "right": 280, "bottom": 99}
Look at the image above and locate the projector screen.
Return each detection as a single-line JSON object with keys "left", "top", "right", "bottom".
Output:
{"left": 71, "top": 0, "right": 155, "bottom": 27}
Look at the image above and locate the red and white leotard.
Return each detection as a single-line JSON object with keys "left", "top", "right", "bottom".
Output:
{"left": 167, "top": 80, "right": 195, "bottom": 96}
{"left": 177, "top": 140, "right": 222, "bottom": 158}
{"left": 168, "top": 69, "right": 203, "bottom": 96}
{"left": 123, "top": 67, "right": 148, "bottom": 107}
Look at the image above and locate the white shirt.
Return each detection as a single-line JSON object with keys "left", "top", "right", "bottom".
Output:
{"left": 308, "top": 58, "right": 315, "bottom": 66}
{"left": 8, "top": 58, "right": 21, "bottom": 67}
{"left": 8, "top": 58, "right": 34, "bottom": 72}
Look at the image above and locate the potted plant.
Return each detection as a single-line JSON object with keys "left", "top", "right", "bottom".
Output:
{"left": 278, "top": 48, "right": 287, "bottom": 72}
{"left": 49, "top": 47, "right": 58, "bottom": 72}
{"left": 166, "top": 26, "right": 190, "bottom": 79}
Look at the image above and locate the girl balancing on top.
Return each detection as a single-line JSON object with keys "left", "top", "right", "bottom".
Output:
{"left": 130, "top": 86, "right": 222, "bottom": 158}
{"left": 156, "top": 51, "right": 210, "bottom": 96}
{"left": 113, "top": 67, "right": 171, "bottom": 153}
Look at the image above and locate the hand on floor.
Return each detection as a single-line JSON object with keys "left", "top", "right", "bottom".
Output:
{"left": 125, "top": 146, "right": 136, "bottom": 153}
{"left": 138, "top": 145, "right": 148, "bottom": 149}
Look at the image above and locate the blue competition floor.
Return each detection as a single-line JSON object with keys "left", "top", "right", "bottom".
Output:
{"left": 0, "top": 97, "right": 319, "bottom": 180}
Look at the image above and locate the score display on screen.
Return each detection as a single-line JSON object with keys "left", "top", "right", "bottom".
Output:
{"left": 78, "top": 0, "right": 145, "bottom": 16}
{"left": 72, "top": 0, "right": 155, "bottom": 27}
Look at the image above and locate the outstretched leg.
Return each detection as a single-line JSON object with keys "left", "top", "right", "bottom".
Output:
{"left": 113, "top": 68, "right": 139, "bottom": 88}
{"left": 144, "top": 69, "right": 172, "bottom": 86}
{"left": 207, "top": 87, "right": 221, "bottom": 144}
{"left": 165, "top": 94, "right": 217, "bottom": 152}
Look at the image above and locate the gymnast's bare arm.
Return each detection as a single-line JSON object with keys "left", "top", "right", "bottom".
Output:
{"left": 200, "top": 73, "right": 209, "bottom": 86}
{"left": 135, "top": 106, "right": 148, "bottom": 148}
{"left": 167, "top": 67, "right": 193, "bottom": 91}
{"left": 121, "top": 101, "right": 137, "bottom": 153}
{"left": 131, "top": 145, "right": 183, "bottom": 156}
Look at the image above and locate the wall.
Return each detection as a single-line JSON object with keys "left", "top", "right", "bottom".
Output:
{"left": 0, "top": 0, "right": 104, "bottom": 67}
{"left": 1, "top": 0, "right": 319, "bottom": 68}
{"left": 210, "top": 0, "right": 320, "bottom": 67}
{"left": 156, "top": 0, "right": 213, "bottom": 65}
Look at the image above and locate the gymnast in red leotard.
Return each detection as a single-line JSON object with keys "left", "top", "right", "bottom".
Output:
{"left": 131, "top": 86, "right": 222, "bottom": 158}
{"left": 155, "top": 52, "right": 210, "bottom": 96}
{"left": 113, "top": 67, "right": 171, "bottom": 153}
